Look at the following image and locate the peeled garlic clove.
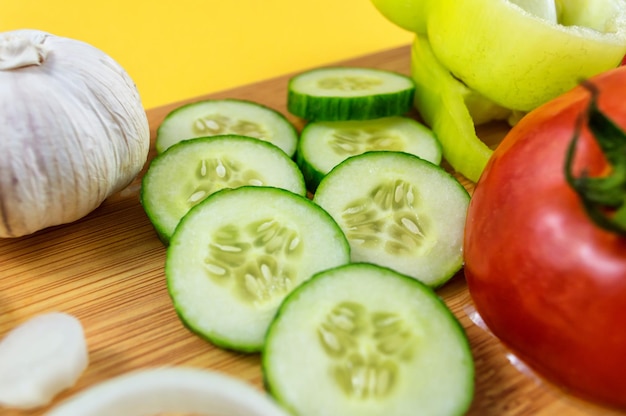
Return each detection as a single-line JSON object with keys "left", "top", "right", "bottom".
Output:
{"left": 0, "top": 312, "right": 89, "bottom": 409}
{"left": 426, "top": 0, "right": 626, "bottom": 111}
{"left": 0, "top": 29, "right": 150, "bottom": 238}
{"left": 47, "top": 367, "right": 289, "bottom": 416}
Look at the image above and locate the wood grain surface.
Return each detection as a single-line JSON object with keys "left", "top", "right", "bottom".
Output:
{"left": 0, "top": 45, "right": 621, "bottom": 416}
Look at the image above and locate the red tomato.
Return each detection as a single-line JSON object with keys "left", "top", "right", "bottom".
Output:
{"left": 464, "top": 66, "right": 626, "bottom": 410}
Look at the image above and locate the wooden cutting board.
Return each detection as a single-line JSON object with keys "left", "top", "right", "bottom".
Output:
{"left": 0, "top": 45, "right": 620, "bottom": 416}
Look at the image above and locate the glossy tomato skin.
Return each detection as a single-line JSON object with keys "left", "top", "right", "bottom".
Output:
{"left": 464, "top": 66, "right": 626, "bottom": 410}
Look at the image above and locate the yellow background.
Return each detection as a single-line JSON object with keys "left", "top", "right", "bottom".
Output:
{"left": 1, "top": 1, "right": 413, "bottom": 109}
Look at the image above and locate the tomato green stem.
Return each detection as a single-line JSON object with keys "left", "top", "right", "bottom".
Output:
{"left": 565, "top": 81, "right": 626, "bottom": 236}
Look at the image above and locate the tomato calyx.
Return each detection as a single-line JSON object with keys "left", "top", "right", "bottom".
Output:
{"left": 565, "top": 81, "right": 626, "bottom": 236}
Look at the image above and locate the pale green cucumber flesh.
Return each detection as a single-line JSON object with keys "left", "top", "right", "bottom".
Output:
{"left": 262, "top": 262, "right": 474, "bottom": 416}
{"left": 156, "top": 99, "right": 298, "bottom": 156}
{"left": 165, "top": 186, "right": 351, "bottom": 353}
{"left": 313, "top": 151, "right": 469, "bottom": 288}
{"left": 287, "top": 67, "right": 416, "bottom": 121}
{"left": 140, "top": 135, "right": 305, "bottom": 244}
{"left": 296, "top": 116, "right": 442, "bottom": 191}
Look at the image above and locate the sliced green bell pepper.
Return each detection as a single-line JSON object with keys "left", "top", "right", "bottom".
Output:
{"left": 410, "top": 35, "right": 495, "bottom": 182}
{"left": 427, "top": 0, "right": 626, "bottom": 112}
{"left": 373, "top": 0, "right": 626, "bottom": 182}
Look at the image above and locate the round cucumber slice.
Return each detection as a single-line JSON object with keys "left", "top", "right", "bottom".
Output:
{"left": 156, "top": 99, "right": 298, "bottom": 156}
{"left": 287, "top": 67, "right": 416, "bottom": 121}
{"left": 262, "top": 262, "right": 474, "bottom": 416}
{"left": 297, "top": 116, "right": 442, "bottom": 191}
{"left": 141, "top": 135, "right": 306, "bottom": 244}
{"left": 166, "top": 186, "right": 351, "bottom": 353}
{"left": 313, "top": 151, "right": 469, "bottom": 288}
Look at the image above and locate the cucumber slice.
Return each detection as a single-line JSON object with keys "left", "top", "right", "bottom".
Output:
{"left": 156, "top": 99, "right": 298, "bottom": 156}
{"left": 166, "top": 186, "right": 351, "bottom": 353}
{"left": 287, "top": 67, "right": 415, "bottom": 121}
{"left": 141, "top": 135, "right": 306, "bottom": 244}
{"left": 313, "top": 151, "right": 469, "bottom": 288}
{"left": 262, "top": 262, "right": 474, "bottom": 416}
{"left": 297, "top": 116, "right": 442, "bottom": 191}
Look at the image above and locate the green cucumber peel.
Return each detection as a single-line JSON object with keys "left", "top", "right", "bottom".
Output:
{"left": 262, "top": 262, "right": 474, "bottom": 416}
{"left": 287, "top": 67, "right": 416, "bottom": 121}
{"left": 166, "top": 186, "right": 351, "bottom": 352}
{"left": 313, "top": 150, "right": 469, "bottom": 288}
{"left": 141, "top": 135, "right": 306, "bottom": 244}
{"left": 296, "top": 116, "right": 442, "bottom": 192}
{"left": 156, "top": 98, "right": 298, "bottom": 156}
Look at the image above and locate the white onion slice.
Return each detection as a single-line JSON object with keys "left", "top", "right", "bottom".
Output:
{"left": 46, "top": 367, "right": 289, "bottom": 416}
{"left": 0, "top": 312, "right": 88, "bottom": 409}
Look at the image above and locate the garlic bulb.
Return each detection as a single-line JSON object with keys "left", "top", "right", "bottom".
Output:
{"left": 0, "top": 29, "right": 150, "bottom": 238}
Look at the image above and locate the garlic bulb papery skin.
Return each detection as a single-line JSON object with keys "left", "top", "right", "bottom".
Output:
{"left": 0, "top": 29, "right": 150, "bottom": 238}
